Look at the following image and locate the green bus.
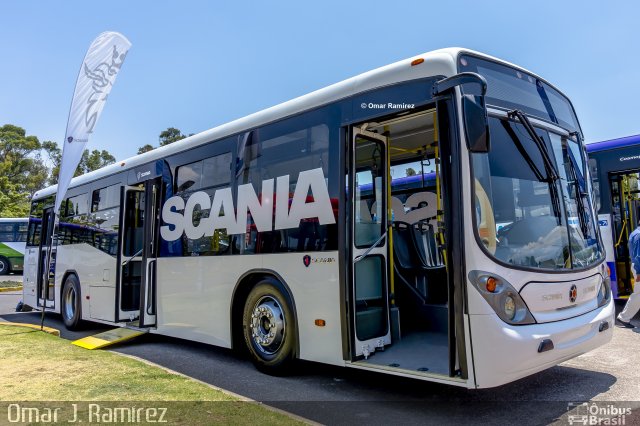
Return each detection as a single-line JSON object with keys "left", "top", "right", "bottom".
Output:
{"left": 0, "top": 218, "right": 28, "bottom": 275}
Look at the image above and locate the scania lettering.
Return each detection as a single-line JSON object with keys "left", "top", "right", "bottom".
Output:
{"left": 160, "top": 168, "right": 336, "bottom": 241}
{"left": 24, "top": 48, "right": 613, "bottom": 388}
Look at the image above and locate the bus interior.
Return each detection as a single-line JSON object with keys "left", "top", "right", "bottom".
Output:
{"left": 609, "top": 171, "right": 640, "bottom": 298}
{"left": 352, "top": 108, "right": 451, "bottom": 376}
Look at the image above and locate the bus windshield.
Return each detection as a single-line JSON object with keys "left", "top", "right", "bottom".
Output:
{"left": 459, "top": 55, "right": 580, "bottom": 132}
{"left": 472, "top": 116, "right": 603, "bottom": 270}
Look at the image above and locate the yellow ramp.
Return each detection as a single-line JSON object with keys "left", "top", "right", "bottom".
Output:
{"left": 72, "top": 327, "right": 147, "bottom": 350}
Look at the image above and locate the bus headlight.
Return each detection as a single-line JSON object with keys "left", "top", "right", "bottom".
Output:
{"left": 468, "top": 270, "right": 536, "bottom": 325}
{"left": 504, "top": 294, "right": 516, "bottom": 320}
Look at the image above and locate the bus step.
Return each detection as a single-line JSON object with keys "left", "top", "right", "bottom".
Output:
{"left": 71, "top": 327, "right": 148, "bottom": 350}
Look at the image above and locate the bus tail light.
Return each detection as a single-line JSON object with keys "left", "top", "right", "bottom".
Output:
{"left": 468, "top": 271, "right": 536, "bottom": 325}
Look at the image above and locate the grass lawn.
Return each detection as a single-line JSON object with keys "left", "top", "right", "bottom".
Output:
{"left": 0, "top": 325, "right": 303, "bottom": 424}
{"left": 0, "top": 280, "right": 21, "bottom": 289}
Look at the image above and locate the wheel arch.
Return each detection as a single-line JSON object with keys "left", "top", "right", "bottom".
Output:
{"left": 0, "top": 255, "right": 11, "bottom": 274}
{"left": 59, "top": 269, "right": 80, "bottom": 311}
{"left": 230, "top": 269, "right": 299, "bottom": 357}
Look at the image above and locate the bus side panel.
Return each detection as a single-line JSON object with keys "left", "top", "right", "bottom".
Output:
{"left": 155, "top": 256, "right": 238, "bottom": 348}
{"left": 155, "top": 252, "right": 344, "bottom": 366}
{"left": 23, "top": 247, "right": 38, "bottom": 308}
{"left": 598, "top": 214, "right": 617, "bottom": 296}
{"left": 55, "top": 243, "right": 117, "bottom": 322}
{"left": 263, "top": 251, "right": 343, "bottom": 366}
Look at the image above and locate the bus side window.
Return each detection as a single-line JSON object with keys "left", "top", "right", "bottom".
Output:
{"left": 16, "top": 223, "right": 28, "bottom": 242}
{"left": 0, "top": 223, "right": 15, "bottom": 242}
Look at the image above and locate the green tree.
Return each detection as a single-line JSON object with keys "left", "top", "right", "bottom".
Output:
{"left": 0, "top": 124, "right": 49, "bottom": 216}
{"left": 405, "top": 167, "right": 417, "bottom": 177}
{"left": 44, "top": 142, "right": 116, "bottom": 185}
{"left": 81, "top": 149, "right": 116, "bottom": 173}
{"left": 137, "top": 144, "right": 154, "bottom": 154}
{"left": 159, "top": 127, "right": 186, "bottom": 146}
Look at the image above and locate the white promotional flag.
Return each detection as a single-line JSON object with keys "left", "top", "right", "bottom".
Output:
{"left": 54, "top": 31, "right": 132, "bottom": 213}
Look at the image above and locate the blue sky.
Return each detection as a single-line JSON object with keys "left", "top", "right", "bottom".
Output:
{"left": 1, "top": 1, "right": 638, "bottom": 161}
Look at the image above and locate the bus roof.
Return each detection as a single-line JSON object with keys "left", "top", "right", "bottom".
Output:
{"left": 586, "top": 134, "right": 640, "bottom": 153}
{"left": 33, "top": 47, "right": 544, "bottom": 201}
{"left": 0, "top": 218, "right": 28, "bottom": 223}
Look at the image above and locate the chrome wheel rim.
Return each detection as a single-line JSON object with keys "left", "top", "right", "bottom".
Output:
{"left": 64, "top": 285, "right": 76, "bottom": 320}
{"left": 250, "top": 296, "right": 285, "bottom": 355}
{"left": 0, "top": 259, "right": 6, "bottom": 274}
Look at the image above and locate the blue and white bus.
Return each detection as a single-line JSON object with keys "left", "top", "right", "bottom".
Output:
{"left": 24, "top": 48, "right": 613, "bottom": 388}
{"left": 587, "top": 134, "right": 640, "bottom": 299}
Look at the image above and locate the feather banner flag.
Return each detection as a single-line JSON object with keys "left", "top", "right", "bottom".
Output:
{"left": 54, "top": 31, "right": 131, "bottom": 213}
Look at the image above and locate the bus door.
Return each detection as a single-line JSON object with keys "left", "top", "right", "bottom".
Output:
{"left": 36, "top": 207, "right": 55, "bottom": 309}
{"left": 350, "top": 126, "right": 392, "bottom": 358}
{"left": 610, "top": 172, "right": 640, "bottom": 297}
{"left": 115, "top": 180, "right": 159, "bottom": 326}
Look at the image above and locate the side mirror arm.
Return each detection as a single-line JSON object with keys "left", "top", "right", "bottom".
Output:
{"left": 432, "top": 72, "right": 488, "bottom": 97}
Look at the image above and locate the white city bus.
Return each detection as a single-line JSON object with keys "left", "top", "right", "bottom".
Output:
{"left": 0, "top": 218, "right": 28, "bottom": 275}
{"left": 24, "top": 48, "right": 613, "bottom": 388}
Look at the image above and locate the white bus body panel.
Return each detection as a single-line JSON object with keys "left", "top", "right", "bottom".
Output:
{"left": 155, "top": 251, "right": 343, "bottom": 366}
{"left": 55, "top": 244, "right": 118, "bottom": 322}
{"left": 22, "top": 247, "right": 38, "bottom": 308}
{"left": 598, "top": 214, "right": 617, "bottom": 292}
{"left": 469, "top": 299, "right": 613, "bottom": 388}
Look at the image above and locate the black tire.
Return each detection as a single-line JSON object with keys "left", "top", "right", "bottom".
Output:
{"left": 0, "top": 256, "right": 10, "bottom": 275}
{"left": 61, "top": 275, "right": 82, "bottom": 330}
{"left": 242, "top": 278, "right": 297, "bottom": 374}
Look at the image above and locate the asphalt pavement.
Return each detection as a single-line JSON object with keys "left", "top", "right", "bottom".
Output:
{"left": 1, "top": 301, "right": 639, "bottom": 425}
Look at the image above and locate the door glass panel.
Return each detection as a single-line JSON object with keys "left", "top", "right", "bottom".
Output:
{"left": 355, "top": 136, "right": 386, "bottom": 247}
{"left": 123, "top": 191, "right": 145, "bottom": 256}
{"left": 355, "top": 256, "right": 387, "bottom": 341}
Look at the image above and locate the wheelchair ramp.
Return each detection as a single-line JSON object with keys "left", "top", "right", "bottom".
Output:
{"left": 72, "top": 327, "right": 147, "bottom": 350}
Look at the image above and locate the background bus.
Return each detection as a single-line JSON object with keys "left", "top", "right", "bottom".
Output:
{"left": 0, "top": 218, "right": 28, "bottom": 275}
{"left": 587, "top": 134, "right": 640, "bottom": 299}
{"left": 24, "top": 48, "right": 613, "bottom": 389}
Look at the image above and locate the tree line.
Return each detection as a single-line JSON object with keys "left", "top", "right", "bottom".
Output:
{"left": 0, "top": 124, "right": 189, "bottom": 217}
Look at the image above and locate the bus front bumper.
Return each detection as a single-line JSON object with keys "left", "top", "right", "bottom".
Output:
{"left": 470, "top": 298, "right": 614, "bottom": 389}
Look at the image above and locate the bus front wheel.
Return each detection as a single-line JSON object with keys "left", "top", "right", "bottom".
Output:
{"left": 61, "top": 275, "right": 82, "bottom": 330}
{"left": 0, "top": 256, "right": 9, "bottom": 275}
{"left": 242, "top": 279, "right": 297, "bottom": 374}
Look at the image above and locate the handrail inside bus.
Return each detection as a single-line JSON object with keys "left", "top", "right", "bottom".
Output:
{"left": 122, "top": 248, "right": 143, "bottom": 267}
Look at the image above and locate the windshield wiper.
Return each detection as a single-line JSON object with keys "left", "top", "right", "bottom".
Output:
{"left": 507, "top": 110, "right": 562, "bottom": 225}
{"left": 566, "top": 145, "right": 591, "bottom": 237}
{"left": 508, "top": 110, "right": 559, "bottom": 182}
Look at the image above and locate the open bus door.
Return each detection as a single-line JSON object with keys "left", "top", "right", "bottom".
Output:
{"left": 116, "top": 179, "right": 160, "bottom": 326}
{"left": 610, "top": 172, "right": 640, "bottom": 298}
{"left": 350, "top": 125, "right": 392, "bottom": 358}
{"left": 36, "top": 207, "right": 55, "bottom": 309}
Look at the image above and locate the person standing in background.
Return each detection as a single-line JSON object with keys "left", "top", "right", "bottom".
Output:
{"left": 617, "top": 220, "right": 640, "bottom": 328}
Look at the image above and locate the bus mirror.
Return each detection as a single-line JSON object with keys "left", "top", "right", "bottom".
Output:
{"left": 462, "top": 94, "right": 490, "bottom": 153}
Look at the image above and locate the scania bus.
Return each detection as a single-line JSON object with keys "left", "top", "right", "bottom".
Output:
{"left": 0, "top": 218, "right": 28, "bottom": 275}
{"left": 586, "top": 134, "right": 640, "bottom": 299}
{"left": 24, "top": 48, "right": 613, "bottom": 388}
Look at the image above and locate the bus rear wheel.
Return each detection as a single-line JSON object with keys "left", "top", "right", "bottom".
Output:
{"left": 61, "top": 275, "right": 82, "bottom": 330}
{"left": 0, "top": 256, "right": 9, "bottom": 275}
{"left": 242, "top": 279, "right": 296, "bottom": 374}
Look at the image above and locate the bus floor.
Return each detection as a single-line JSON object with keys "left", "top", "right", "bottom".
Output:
{"left": 358, "top": 330, "right": 448, "bottom": 375}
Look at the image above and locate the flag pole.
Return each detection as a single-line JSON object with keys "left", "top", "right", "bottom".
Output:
{"left": 38, "top": 31, "right": 131, "bottom": 333}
